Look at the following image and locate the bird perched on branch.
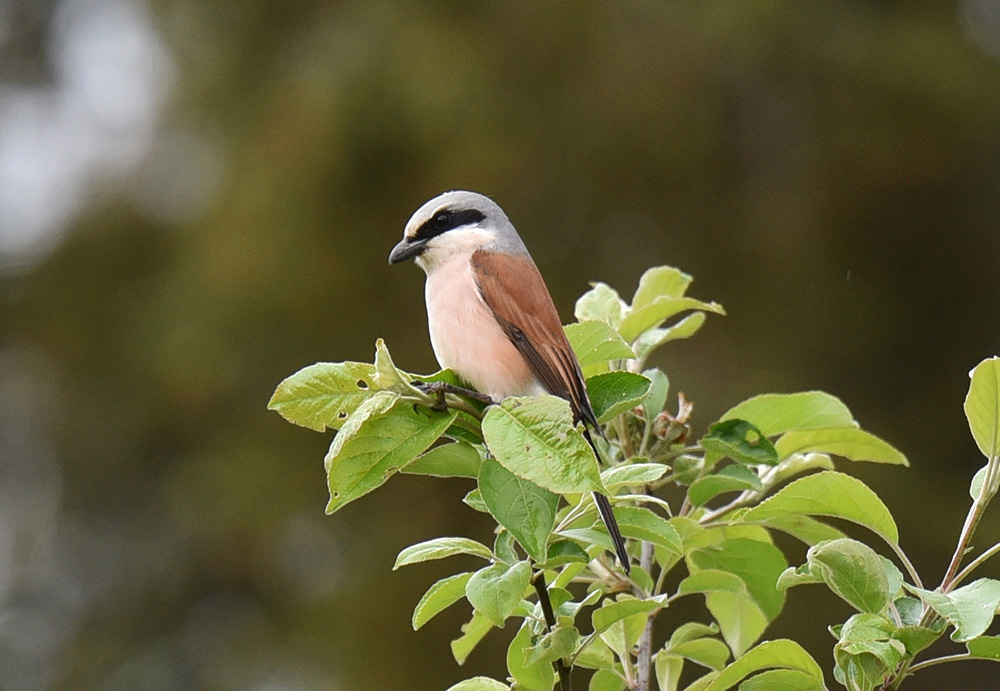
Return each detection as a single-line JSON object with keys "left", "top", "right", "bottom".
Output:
{"left": 389, "top": 190, "right": 630, "bottom": 574}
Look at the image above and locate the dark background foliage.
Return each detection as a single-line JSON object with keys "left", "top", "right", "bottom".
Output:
{"left": 1, "top": 1, "right": 999, "bottom": 689}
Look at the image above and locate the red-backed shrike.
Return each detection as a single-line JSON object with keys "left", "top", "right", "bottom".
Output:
{"left": 389, "top": 190, "right": 629, "bottom": 573}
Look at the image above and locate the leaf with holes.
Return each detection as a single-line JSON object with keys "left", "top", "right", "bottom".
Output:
{"left": 268, "top": 361, "right": 377, "bottom": 432}
{"left": 325, "top": 392, "right": 456, "bottom": 512}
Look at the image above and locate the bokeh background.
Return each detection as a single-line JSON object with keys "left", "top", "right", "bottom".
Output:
{"left": 2, "top": 1, "right": 1000, "bottom": 689}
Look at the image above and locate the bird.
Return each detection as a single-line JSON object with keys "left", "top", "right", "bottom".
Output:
{"left": 388, "top": 190, "right": 630, "bottom": 574}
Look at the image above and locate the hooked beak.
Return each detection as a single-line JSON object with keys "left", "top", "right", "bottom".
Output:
{"left": 388, "top": 237, "right": 427, "bottom": 264}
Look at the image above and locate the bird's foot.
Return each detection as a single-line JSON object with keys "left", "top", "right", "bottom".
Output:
{"left": 411, "top": 380, "right": 495, "bottom": 411}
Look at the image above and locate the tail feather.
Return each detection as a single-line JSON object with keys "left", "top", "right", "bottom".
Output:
{"left": 582, "top": 427, "right": 630, "bottom": 574}
{"left": 592, "top": 490, "right": 630, "bottom": 574}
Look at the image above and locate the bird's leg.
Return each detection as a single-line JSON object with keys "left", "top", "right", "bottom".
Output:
{"left": 411, "top": 380, "right": 495, "bottom": 409}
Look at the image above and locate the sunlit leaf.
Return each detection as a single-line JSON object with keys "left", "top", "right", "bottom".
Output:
{"left": 807, "top": 538, "right": 889, "bottom": 614}
{"left": 465, "top": 560, "right": 532, "bottom": 627}
{"left": 719, "top": 391, "right": 856, "bottom": 437}
{"left": 325, "top": 392, "right": 456, "bottom": 513}
{"left": 689, "top": 465, "right": 763, "bottom": 507}
{"left": 592, "top": 595, "right": 666, "bottom": 634}
{"left": 632, "top": 266, "right": 693, "bottom": 308}
{"left": 482, "top": 396, "right": 604, "bottom": 494}
{"left": 394, "top": 537, "right": 493, "bottom": 569}
{"left": 965, "top": 357, "right": 1000, "bottom": 461}
{"left": 741, "top": 471, "right": 899, "bottom": 545}
{"left": 615, "top": 506, "right": 683, "bottom": 554}
{"left": 413, "top": 572, "right": 473, "bottom": 630}
{"left": 507, "top": 622, "right": 556, "bottom": 691}
{"left": 774, "top": 428, "right": 908, "bottom": 466}
{"left": 703, "top": 639, "right": 824, "bottom": 691}
{"left": 268, "top": 361, "right": 376, "bottom": 432}
{"left": 619, "top": 296, "right": 725, "bottom": 344}
{"left": 451, "top": 611, "right": 493, "bottom": 664}
{"left": 906, "top": 578, "right": 1000, "bottom": 642}
{"left": 602, "top": 462, "right": 669, "bottom": 489}
{"left": 565, "top": 320, "right": 635, "bottom": 367}
{"left": 575, "top": 282, "right": 628, "bottom": 327}
{"left": 445, "top": 676, "right": 510, "bottom": 691}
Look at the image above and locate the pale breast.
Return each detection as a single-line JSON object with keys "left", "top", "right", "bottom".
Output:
{"left": 424, "top": 254, "right": 542, "bottom": 400}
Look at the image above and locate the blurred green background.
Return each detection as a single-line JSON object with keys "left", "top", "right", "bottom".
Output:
{"left": 1, "top": 1, "right": 999, "bottom": 689}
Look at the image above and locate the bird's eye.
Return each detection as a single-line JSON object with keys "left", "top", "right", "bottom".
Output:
{"left": 433, "top": 212, "right": 452, "bottom": 230}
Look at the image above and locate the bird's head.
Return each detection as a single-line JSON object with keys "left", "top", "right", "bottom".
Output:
{"left": 389, "top": 190, "right": 527, "bottom": 273}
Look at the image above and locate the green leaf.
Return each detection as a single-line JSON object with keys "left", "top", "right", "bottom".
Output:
{"left": 701, "top": 420, "right": 779, "bottom": 466}
{"left": 965, "top": 357, "right": 1000, "bottom": 461}
{"left": 403, "top": 441, "right": 482, "bottom": 478}
{"left": 445, "top": 677, "right": 510, "bottom": 691}
{"left": 741, "top": 471, "right": 899, "bottom": 545}
{"left": 615, "top": 506, "right": 683, "bottom": 555}
{"left": 592, "top": 596, "right": 665, "bottom": 634}
{"left": 719, "top": 392, "right": 856, "bottom": 437}
{"left": 575, "top": 282, "right": 628, "bottom": 327}
{"left": 478, "top": 458, "right": 559, "bottom": 563}
{"left": 807, "top": 539, "right": 889, "bottom": 614}
{"left": 633, "top": 312, "right": 707, "bottom": 362}
{"left": 703, "top": 639, "right": 824, "bottom": 691}
{"left": 966, "top": 635, "right": 1000, "bottom": 659}
{"left": 833, "top": 614, "right": 904, "bottom": 690}
{"left": 907, "top": 578, "right": 1000, "bottom": 642}
{"left": 463, "top": 488, "right": 489, "bottom": 513}
{"left": 599, "top": 609, "right": 648, "bottom": 662}
{"left": 632, "top": 266, "right": 694, "bottom": 308}
{"left": 667, "top": 638, "right": 730, "bottom": 671}
{"left": 413, "top": 572, "right": 473, "bottom": 630}
{"left": 643, "top": 368, "right": 670, "bottom": 421}
{"left": 893, "top": 624, "right": 942, "bottom": 656}
{"left": 565, "top": 320, "right": 635, "bottom": 367}
{"left": 685, "top": 539, "right": 787, "bottom": 656}
{"left": 586, "top": 372, "right": 652, "bottom": 423}
{"left": 655, "top": 652, "right": 684, "bottom": 691}
{"left": 543, "top": 539, "right": 590, "bottom": 567}
{"left": 774, "top": 428, "right": 908, "bottom": 466}
{"left": 465, "top": 560, "right": 532, "bottom": 628}
{"left": 619, "top": 296, "right": 725, "bottom": 344}
{"left": 669, "top": 623, "right": 721, "bottom": 646}
{"left": 689, "top": 465, "right": 763, "bottom": 507}
{"left": 482, "top": 396, "right": 604, "bottom": 494}
{"left": 373, "top": 338, "right": 424, "bottom": 395}
{"left": 508, "top": 622, "right": 556, "bottom": 691}
{"left": 602, "top": 462, "right": 669, "bottom": 489}
{"left": 689, "top": 538, "right": 787, "bottom": 621}
{"left": 758, "top": 515, "right": 847, "bottom": 546}
{"left": 325, "top": 392, "right": 457, "bottom": 513}
{"left": 524, "top": 623, "right": 579, "bottom": 665}
{"left": 268, "top": 361, "right": 376, "bottom": 432}
{"left": 776, "top": 565, "right": 825, "bottom": 591}
{"left": 678, "top": 570, "right": 751, "bottom": 597}
{"left": 451, "top": 611, "right": 493, "bottom": 664}
{"left": 737, "top": 669, "right": 826, "bottom": 691}
{"left": 589, "top": 668, "right": 625, "bottom": 691}
{"left": 394, "top": 537, "right": 493, "bottom": 569}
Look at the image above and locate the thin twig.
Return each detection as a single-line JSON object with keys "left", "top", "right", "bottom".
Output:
{"left": 634, "top": 540, "right": 656, "bottom": 691}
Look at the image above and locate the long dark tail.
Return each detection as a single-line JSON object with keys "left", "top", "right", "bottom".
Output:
{"left": 592, "top": 490, "right": 630, "bottom": 574}
{"left": 582, "top": 428, "right": 630, "bottom": 574}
